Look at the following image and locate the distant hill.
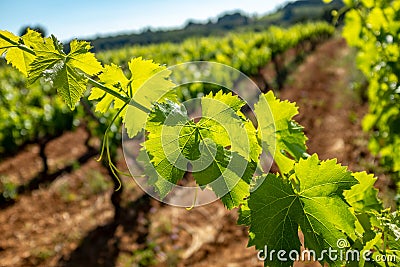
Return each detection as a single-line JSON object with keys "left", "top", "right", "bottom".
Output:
{"left": 90, "top": 0, "right": 344, "bottom": 51}
{"left": 90, "top": 12, "right": 252, "bottom": 51}
{"left": 255, "top": 0, "right": 344, "bottom": 26}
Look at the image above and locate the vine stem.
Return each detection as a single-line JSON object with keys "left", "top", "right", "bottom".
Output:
{"left": 383, "top": 231, "right": 389, "bottom": 267}
{"left": 0, "top": 32, "right": 35, "bottom": 55}
{"left": 85, "top": 77, "right": 150, "bottom": 113}
{"left": 0, "top": 33, "right": 151, "bottom": 114}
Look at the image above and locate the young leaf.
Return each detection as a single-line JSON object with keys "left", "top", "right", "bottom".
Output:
{"left": 68, "top": 40, "right": 103, "bottom": 75}
{"left": 192, "top": 141, "right": 254, "bottom": 209}
{"left": 28, "top": 36, "right": 103, "bottom": 109}
{"left": 122, "top": 57, "right": 177, "bottom": 138}
{"left": 88, "top": 63, "right": 129, "bottom": 113}
{"left": 0, "top": 29, "right": 42, "bottom": 76}
{"left": 141, "top": 101, "right": 189, "bottom": 197}
{"left": 344, "top": 172, "right": 382, "bottom": 212}
{"left": 199, "top": 91, "right": 260, "bottom": 162}
{"left": 255, "top": 91, "right": 307, "bottom": 173}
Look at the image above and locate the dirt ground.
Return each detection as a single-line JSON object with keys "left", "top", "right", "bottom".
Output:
{"left": 0, "top": 37, "right": 380, "bottom": 267}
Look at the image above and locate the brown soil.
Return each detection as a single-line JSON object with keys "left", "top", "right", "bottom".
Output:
{"left": 279, "top": 38, "right": 371, "bottom": 170}
{"left": 0, "top": 37, "right": 376, "bottom": 267}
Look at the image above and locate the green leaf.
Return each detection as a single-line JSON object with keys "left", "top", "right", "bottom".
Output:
{"left": 244, "top": 120, "right": 262, "bottom": 162}
{"left": 294, "top": 154, "right": 357, "bottom": 196}
{"left": 52, "top": 64, "right": 89, "bottom": 110}
{"left": 138, "top": 149, "right": 185, "bottom": 198}
{"left": 344, "top": 172, "right": 382, "bottom": 212}
{"left": 88, "top": 63, "right": 128, "bottom": 113}
{"left": 142, "top": 97, "right": 255, "bottom": 207}
{"left": 27, "top": 36, "right": 103, "bottom": 109}
{"left": 192, "top": 92, "right": 258, "bottom": 208}
{"left": 142, "top": 101, "right": 190, "bottom": 198}
{"left": 0, "top": 29, "right": 42, "bottom": 76}
{"left": 192, "top": 141, "right": 253, "bottom": 209}
{"left": 199, "top": 91, "right": 260, "bottom": 162}
{"left": 248, "top": 155, "right": 358, "bottom": 266}
{"left": 21, "top": 29, "right": 43, "bottom": 49}
{"left": 123, "top": 57, "right": 176, "bottom": 138}
{"left": 359, "top": 233, "right": 382, "bottom": 267}
{"left": 248, "top": 173, "right": 301, "bottom": 267}
{"left": 67, "top": 40, "right": 102, "bottom": 75}
{"left": 28, "top": 36, "right": 65, "bottom": 84}
{"left": 255, "top": 91, "right": 307, "bottom": 173}
{"left": 0, "top": 30, "right": 17, "bottom": 55}
{"left": 238, "top": 200, "right": 251, "bottom": 226}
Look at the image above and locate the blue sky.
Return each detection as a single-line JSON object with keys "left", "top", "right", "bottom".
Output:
{"left": 0, "top": 0, "right": 289, "bottom": 41}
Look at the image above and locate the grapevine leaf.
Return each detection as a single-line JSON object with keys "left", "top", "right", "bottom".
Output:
{"left": 0, "top": 30, "right": 42, "bottom": 76}
{"left": 343, "top": 172, "right": 382, "bottom": 212}
{"left": 358, "top": 233, "right": 382, "bottom": 267}
{"left": 238, "top": 201, "right": 256, "bottom": 251}
{"left": 142, "top": 101, "right": 189, "bottom": 198}
{"left": 199, "top": 91, "right": 259, "bottom": 161}
{"left": 137, "top": 149, "right": 185, "bottom": 198}
{"left": 52, "top": 64, "right": 89, "bottom": 110}
{"left": 238, "top": 200, "right": 251, "bottom": 226}
{"left": 255, "top": 91, "right": 307, "bottom": 174}
{"left": 244, "top": 120, "right": 262, "bottom": 162}
{"left": 294, "top": 155, "right": 358, "bottom": 266}
{"left": 123, "top": 58, "right": 176, "bottom": 138}
{"left": 28, "top": 36, "right": 65, "bottom": 84}
{"left": 248, "top": 173, "right": 301, "bottom": 267}
{"left": 67, "top": 40, "right": 103, "bottom": 75}
{"left": 192, "top": 141, "right": 252, "bottom": 209}
{"left": 192, "top": 92, "right": 257, "bottom": 209}
{"left": 142, "top": 97, "right": 255, "bottom": 207}
{"left": 88, "top": 64, "right": 128, "bottom": 113}
{"left": 294, "top": 154, "right": 357, "bottom": 197}
{"left": 27, "top": 36, "right": 103, "bottom": 109}
{"left": 248, "top": 155, "right": 358, "bottom": 266}
{"left": 0, "top": 30, "right": 17, "bottom": 55}
{"left": 21, "top": 29, "right": 43, "bottom": 49}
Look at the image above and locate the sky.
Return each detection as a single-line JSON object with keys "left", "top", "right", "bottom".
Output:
{"left": 0, "top": 0, "right": 289, "bottom": 41}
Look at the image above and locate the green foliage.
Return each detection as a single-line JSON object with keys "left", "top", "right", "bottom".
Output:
{"left": 0, "top": 64, "right": 75, "bottom": 155}
{"left": 341, "top": 0, "right": 400, "bottom": 178}
{"left": 344, "top": 172, "right": 382, "bottom": 212}
{"left": 255, "top": 91, "right": 307, "bottom": 173}
{"left": 98, "top": 22, "right": 334, "bottom": 98}
{"left": 245, "top": 155, "right": 358, "bottom": 266}
{"left": 0, "top": 176, "right": 18, "bottom": 200}
{"left": 142, "top": 92, "right": 258, "bottom": 209}
{"left": 0, "top": 24, "right": 397, "bottom": 267}
{"left": 130, "top": 243, "right": 158, "bottom": 266}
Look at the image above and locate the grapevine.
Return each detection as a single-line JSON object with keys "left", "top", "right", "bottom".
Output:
{"left": 0, "top": 24, "right": 398, "bottom": 267}
{"left": 339, "top": 0, "right": 400, "bottom": 180}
